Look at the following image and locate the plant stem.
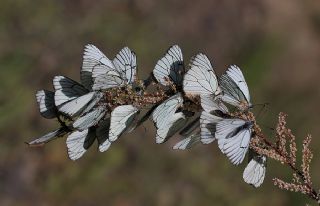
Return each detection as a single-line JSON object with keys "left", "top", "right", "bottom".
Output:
{"left": 256, "top": 132, "right": 319, "bottom": 204}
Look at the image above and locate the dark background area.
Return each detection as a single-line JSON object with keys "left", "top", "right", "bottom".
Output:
{"left": 1, "top": 0, "right": 320, "bottom": 205}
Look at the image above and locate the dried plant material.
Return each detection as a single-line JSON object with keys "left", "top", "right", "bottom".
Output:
{"left": 302, "top": 135, "right": 313, "bottom": 185}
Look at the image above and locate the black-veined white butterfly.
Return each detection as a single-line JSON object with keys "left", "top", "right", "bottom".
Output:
{"left": 216, "top": 118, "right": 253, "bottom": 165}
{"left": 28, "top": 90, "right": 71, "bottom": 146}
{"left": 82, "top": 44, "right": 137, "bottom": 91}
{"left": 220, "top": 65, "right": 251, "bottom": 110}
{"left": 152, "top": 93, "right": 187, "bottom": 144}
{"left": 153, "top": 45, "right": 184, "bottom": 87}
{"left": 53, "top": 76, "right": 102, "bottom": 117}
{"left": 183, "top": 53, "right": 221, "bottom": 96}
{"left": 198, "top": 95, "right": 228, "bottom": 145}
{"left": 108, "top": 105, "right": 139, "bottom": 142}
{"left": 243, "top": 150, "right": 267, "bottom": 187}
{"left": 66, "top": 119, "right": 112, "bottom": 160}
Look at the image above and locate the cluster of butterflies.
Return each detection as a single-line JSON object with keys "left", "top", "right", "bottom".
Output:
{"left": 29, "top": 44, "right": 266, "bottom": 188}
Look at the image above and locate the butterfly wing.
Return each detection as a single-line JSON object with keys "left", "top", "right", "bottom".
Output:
{"left": 243, "top": 151, "right": 267, "bottom": 188}
{"left": 27, "top": 127, "right": 69, "bottom": 146}
{"left": 152, "top": 93, "right": 185, "bottom": 143}
{"left": 108, "top": 105, "right": 139, "bottom": 142}
{"left": 73, "top": 105, "right": 106, "bottom": 131}
{"left": 53, "top": 76, "right": 88, "bottom": 107}
{"left": 200, "top": 95, "right": 228, "bottom": 113}
{"left": 220, "top": 65, "right": 250, "bottom": 108}
{"left": 96, "top": 118, "right": 112, "bottom": 152}
{"left": 66, "top": 128, "right": 96, "bottom": 161}
{"left": 113, "top": 47, "right": 137, "bottom": 84}
{"left": 216, "top": 119, "right": 252, "bottom": 165}
{"left": 36, "top": 90, "right": 57, "bottom": 119}
{"left": 155, "top": 112, "right": 187, "bottom": 143}
{"left": 57, "top": 92, "right": 97, "bottom": 117}
{"left": 153, "top": 45, "right": 184, "bottom": 86}
{"left": 173, "top": 133, "right": 201, "bottom": 150}
{"left": 183, "top": 53, "right": 220, "bottom": 96}
{"left": 200, "top": 111, "right": 223, "bottom": 144}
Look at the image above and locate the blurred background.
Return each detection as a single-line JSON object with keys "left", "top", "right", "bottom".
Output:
{"left": 1, "top": 0, "right": 320, "bottom": 205}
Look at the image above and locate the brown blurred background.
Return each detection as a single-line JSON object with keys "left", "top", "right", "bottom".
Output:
{"left": 1, "top": 0, "right": 320, "bottom": 205}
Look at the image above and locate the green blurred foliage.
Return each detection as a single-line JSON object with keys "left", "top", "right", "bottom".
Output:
{"left": 1, "top": 0, "right": 320, "bottom": 205}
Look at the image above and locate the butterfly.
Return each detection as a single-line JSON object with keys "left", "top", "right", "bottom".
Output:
{"left": 215, "top": 118, "right": 253, "bottom": 165}
{"left": 82, "top": 44, "right": 137, "bottom": 91}
{"left": 153, "top": 45, "right": 184, "bottom": 88}
{"left": 220, "top": 65, "right": 251, "bottom": 110}
{"left": 53, "top": 75, "right": 103, "bottom": 117}
{"left": 183, "top": 53, "right": 221, "bottom": 97}
{"left": 108, "top": 105, "right": 140, "bottom": 142}
{"left": 152, "top": 93, "right": 187, "bottom": 144}
{"left": 243, "top": 150, "right": 267, "bottom": 187}
{"left": 66, "top": 118, "right": 112, "bottom": 160}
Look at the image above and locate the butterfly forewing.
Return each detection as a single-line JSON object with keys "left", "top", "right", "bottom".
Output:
{"left": 27, "top": 127, "right": 69, "bottom": 146}
{"left": 66, "top": 128, "right": 96, "bottom": 161}
{"left": 152, "top": 93, "right": 185, "bottom": 143}
{"left": 243, "top": 152, "right": 267, "bottom": 188}
{"left": 73, "top": 105, "right": 106, "bottom": 131}
{"left": 220, "top": 65, "right": 251, "bottom": 108}
{"left": 53, "top": 76, "right": 88, "bottom": 107}
{"left": 57, "top": 92, "right": 96, "bottom": 117}
{"left": 173, "top": 133, "right": 201, "bottom": 150}
{"left": 36, "top": 90, "right": 57, "bottom": 119}
{"left": 82, "top": 44, "right": 115, "bottom": 90}
{"left": 108, "top": 105, "right": 139, "bottom": 142}
{"left": 183, "top": 53, "right": 220, "bottom": 96}
{"left": 113, "top": 47, "right": 137, "bottom": 84}
{"left": 153, "top": 45, "right": 184, "bottom": 86}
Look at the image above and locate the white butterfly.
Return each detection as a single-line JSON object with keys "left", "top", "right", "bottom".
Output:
{"left": 216, "top": 118, "right": 253, "bottom": 165}
{"left": 152, "top": 93, "right": 187, "bottom": 144}
{"left": 35, "top": 90, "right": 57, "bottom": 119}
{"left": 113, "top": 47, "right": 137, "bottom": 85}
{"left": 66, "top": 118, "right": 113, "bottom": 160}
{"left": 198, "top": 95, "right": 228, "bottom": 144}
{"left": 53, "top": 76, "right": 102, "bottom": 117}
{"left": 153, "top": 45, "right": 184, "bottom": 87}
{"left": 73, "top": 105, "right": 107, "bottom": 131}
{"left": 220, "top": 65, "right": 251, "bottom": 110}
{"left": 83, "top": 45, "right": 137, "bottom": 90}
{"left": 27, "top": 127, "right": 70, "bottom": 146}
{"left": 243, "top": 151, "right": 267, "bottom": 187}
{"left": 66, "top": 128, "right": 96, "bottom": 161}
{"left": 82, "top": 44, "right": 117, "bottom": 90}
{"left": 108, "top": 105, "right": 139, "bottom": 142}
{"left": 183, "top": 53, "right": 220, "bottom": 96}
